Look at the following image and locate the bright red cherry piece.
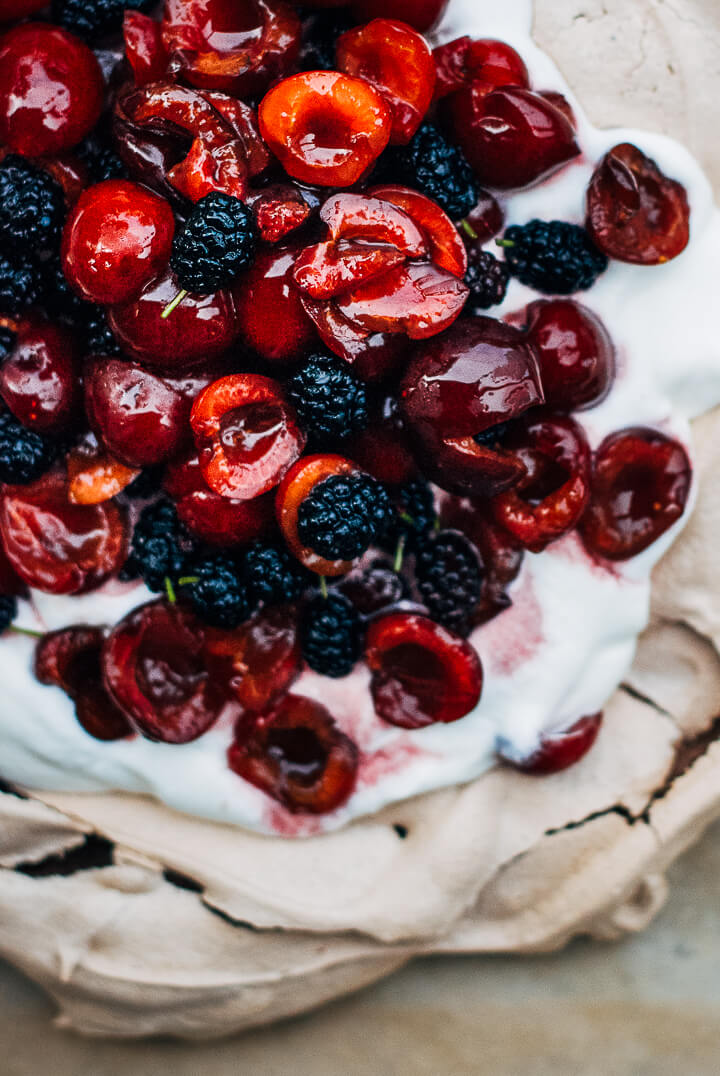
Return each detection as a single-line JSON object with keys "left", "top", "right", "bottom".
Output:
{"left": 301, "top": 295, "right": 409, "bottom": 381}
{"left": 35, "top": 627, "right": 132, "bottom": 741}
{"left": 62, "top": 180, "right": 175, "bottom": 306}
{"left": 449, "top": 86, "right": 579, "bottom": 191}
{"left": 191, "top": 374, "right": 306, "bottom": 500}
{"left": 234, "top": 246, "right": 317, "bottom": 364}
{"left": 365, "top": 612, "right": 483, "bottom": 728}
{"left": 525, "top": 299, "right": 615, "bottom": 412}
{"left": 103, "top": 600, "right": 226, "bottom": 744}
{"left": 368, "top": 184, "right": 468, "bottom": 277}
{"left": 499, "top": 713, "right": 603, "bottom": 775}
{"left": 0, "top": 474, "right": 128, "bottom": 594}
{"left": 0, "top": 24, "right": 104, "bottom": 156}
{"left": 491, "top": 413, "right": 592, "bottom": 553}
{"left": 205, "top": 605, "right": 301, "bottom": 712}
{"left": 335, "top": 262, "right": 468, "bottom": 339}
{"left": 336, "top": 19, "right": 436, "bottom": 144}
{"left": 165, "top": 453, "right": 275, "bottom": 546}
{"left": 259, "top": 71, "right": 392, "bottom": 187}
{"left": 433, "top": 36, "right": 530, "bottom": 99}
{"left": 351, "top": 0, "right": 448, "bottom": 31}
{"left": 293, "top": 240, "right": 406, "bottom": 300}
{"left": 228, "top": 694, "right": 359, "bottom": 814}
{"left": 248, "top": 183, "right": 312, "bottom": 243}
{"left": 276, "top": 454, "right": 360, "bottom": 576}
{"left": 586, "top": 142, "right": 690, "bottom": 265}
{"left": 579, "top": 427, "right": 692, "bottom": 561}
{"left": 124, "top": 11, "right": 168, "bottom": 87}
{"left": 0, "top": 319, "right": 79, "bottom": 435}
{"left": 320, "top": 192, "right": 427, "bottom": 258}
{"left": 67, "top": 440, "right": 139, "bottom": 506}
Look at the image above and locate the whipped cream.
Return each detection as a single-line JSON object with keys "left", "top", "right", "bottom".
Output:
{"left": 1, "top": 0, "right": 719, "bottom": 836}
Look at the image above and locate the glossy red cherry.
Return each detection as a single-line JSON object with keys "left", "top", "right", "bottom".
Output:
{"left": 247, "top": 183, "right": 313, "bottom": 243}
{"left": 499, "top": 713, "right": 603, "bottom": 775}
{"left": 103, "top": 600, "right": 226, "bottom": 743}
{"left": 162, "top": 0, "right": 301, "bottom": 97}
{"left": 579, "top": 428, "right": 692, "bottom": 561}
{"left": 586, "top": 142, "right": 690, "bottom": 265}
{"left": 293, "top": 240, "right": 406, "bottom": 300}
{"left": 461, "top": 189, "right": 504, "bottom": 243}
{"left": 229, "top": 695, "right": 358, "bottom": 814}
{"left": 525, "top": 299, "right": 615, "bottom": 412}
{"left": 191, "top": 374, "right": 306, "bottom": 500}
{"left": 300, "top": 295, "right": 409, "bottom": 381}
{"left": 205, "top": 605, "right": 301, "bottom": 712}
{"left": 259, "top": 71, "right": 392, "bottom": 187}
{"left": 368, "top": 184, "right": 468, "bottom": 277}
{"left": 433, "top": 36, "right": 530, "bottom": 99}
{"left": 351, "top": 0, "right": 448, "bottom": 31}
{"left": 233, "top": 246, "right": 317, "bottom": 365}
{"left": 164, "top": 452, "right": 275, "bottom": 546}
{"left": 62, "top": 180, "right": 175, "bottom": 306}
{"left": 276, "top": 454, "right": 359, "bottom": 576}
{"left": 336, "top": 19, "right": 435, "bottom": 144}
{"left": 34, "top": 627, "right": 132, "bottom": 741}
{"left": 0, "top": 0, "right": 47, "bottom": 20}
{"left": 491, "top": 413, "right": 592, "bottom": 553}
{"left": 365, "top": 612, "right": 483, "bottom": 728}
{"left": 449, "top": 86, "right": 579, "bottom": 191}
{"left": 0, "top": 474, "right": 128, "bottom": 594}
{"left": 66, "top": 438, "right": 139, "bottom": 506}
{"left": 107, "top": 267, "right": 240, "bottom": 372}
{"left": 0, "top": 319, "right": 79, "bottom": 435}
{"left": 335, "top": 262, "right": 468, "bottom": 339}
{"left": 124, "top": 11, "right": 168, "bottom": 87}
{"left": 345, "top": 396, "right": 417, "bottom": 486}
{"left": 0, "top": 24, "right": 104, "bottom": 156}
{"left": 320, "top": 192, "right": 427, "bottom": 258}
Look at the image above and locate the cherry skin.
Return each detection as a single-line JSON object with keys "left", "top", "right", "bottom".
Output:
{"left": 433, "top": 36, "right": 530, "bottom": 99}
{"left": 300, "top": 295, "right": 409, "bottom": 382}
{"left": 124, "top": 11, "right": 169, "bottom": 87}
{"left": 204, "top": 604, "right": 302, "bottom": 712}
{"left": 335, "top": 262, "right": 469, "bottom": 340}
{"left": 461, "top": 190, "right": 504, "bottom": 243}
{"left": 164, "top": 453, "right": 275, "bottom": 546}
{"left": 367, "top": 185, "right": 468, "bottom": 278}
{"left": 525, "top": 299, "right": 615, "bottom": 412}
{"left": 293, "top": 240, "right": 406, "bottom": 301}
{"left": 62, "top": 180, "right": 175, "bottom": 306}
{"left": 0, "top": 24, "right": 104, "bottom": 156}
{"left": 320, "top": 193, "right": 427, "bottom": 258}
{"left": 345, "top": 396, "right": 418, "bottom": 486}
{"left": 275, "top": 454, "right": 361, "bottom": 576}
{"left": 103, "top": 600, "right": 226, "bottom": 744}
{"left": 0, "top": 473, "right": 128, "bottom": 595}
{"left": 259, "top": 71, "right": 392, "bottom": 187}
{"left": 365, "top": 613, "right": 483, "bottom": 728}
{"left": 107, "top": 267, "right": 240, "bottom": 372}
{"left": 351, "top": 0, "right": 448, "bottom": 32}
{"left": 499, "top": 713, "right": 603, "bottom": 775}
{"left": 0, "top": 0, "right": 47, "bottom": 20}
{"left": 228, "top": 694, "right": 359, "bottom": 814}
{"left": 233, "top": 246, "right": 317, "bottom": 365}
{"left": 0, "top": 319, "right": 79, "bottom": 435}
{"left": 579, "top": 428, "right": 692, "bottom": 561}
{"left": 34, "top": 627, "right": 132, "bottom": 741}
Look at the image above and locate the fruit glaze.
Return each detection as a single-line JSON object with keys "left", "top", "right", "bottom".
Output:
{"left": 0, "top": 0, "right": 718, "bottom": 836}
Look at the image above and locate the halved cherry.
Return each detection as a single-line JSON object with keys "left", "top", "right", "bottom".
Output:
{"left": 67, "top": 447, "right": 139, "bottom": 506}
{"left": 351, "top": 0, "right": 448, "bottom": 32}
{"left": 579, "top": 428, "right": 691, "bottom": 561}
{"left": 369, "top": 184, "right": 468, "bottom": 277}
{"left": 433, "top": 36, "right": 530, "bottom": 99}
{"left": 449, "top": 85, "right": 579, "bottom": 191}
{"left": 300, "top": 296, "right": 408, "bottom": 381}
{"left": 365, "top": 612, "right": 482, "bottom": 728}
{"left": 233, "top": 246, "right": 317, "bottom": 365}
{"left": 276, "top": 454, "right": 360, "bottom": 575}
{"left": 0, "top": 473, "right": 128, "bottom": 595}
{"left": 248, "top": 183, "right": 312, "bottom": 243}
{"left": 259, "top": 71, "right": 392, "bottom": 187}
{"left": 525, "top": 299, "right": 615, "bottom": 412}
{"left": 499, "top": 713, "right": 603, "bottom": 775}
{"left": 191, "top": 374, "right": 306, "bottom": 500}
{"left": 0, "top": 542, "right": 27, "bottom": 598}
{"left": 293, "top": 240, "right": 406, "bottom": 300}
{"left": 228, "top": 694, "right": 359, "bottom": 814}
{"left": 320, "top": 192, "right": 427, "bottom": 257}
{"left": 205, "top": 604, "right": 301, "bottom": 712}
{"left": 491, "top": 413, "right": 592, "bottom": 553}
{"left": 0, "top": 318, "right": 79, "bottom": 435}
{"left": 35, "top": 627, "right": 132, "bottom": 741}
{"left": 124, "top": 11, "right": 168, "bottom": 86}
{"left": 586, "top": 142, "right": 690, "bottom": 264}
{"left": 103, "top": 600, "right": 225, "bottom": 744}
{"left": 164, "top": 452, "right": 275, "bottom": 546}
{"left": 417, "top": 429, "right": 527, "bottom": 499}
{"left": 336, "top": 18, "right": 435, "bottom": 144}
{"left": 336, "top": 261, "right": 468, "bottom": 339}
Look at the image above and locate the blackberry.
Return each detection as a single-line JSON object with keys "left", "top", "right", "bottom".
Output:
{"left": 465, "top": 249, "right": 509, "bottom": 311}
{"left": 0, "top": 594, "right": 17, "bottom": 635}
{"left": 499, "top": 220, "right": 608, "bottom": 295}
{"left": 297, "top": 473, "right": 393, "bottom": 562}
{"left": 51, "top": 0, "right": 154, "bottom": 42}
{"left": 298, "top": 8, "right": 356, "bottom": 70}
{"left": 182, "top": 554, "right": 252, "bottom": 629}
{"left": 300, "top": 592, "right": 361, "bottom": 678}
{"left": 0, "top": 327, "right": 17, "bottom": 361}
{"left": 374, "top": 123, "right": 478, "bottom": 220}
{"left": 80, "top": 304, "right": 122, "bottom": 356}
{"left": 0, "top": 406, "right": 58, "bottom": 484}
{"left": 40, "top": 254, "right": 87, "bottom": 323}
{"left": 386, "top": 479, "right": 436, "bottom": 551}
{"left": 287, "top": 353, "right": 368, "bottom": 443}
{"left": 76, "top": 127, "right": 127, "bottom": 184}
{"left": 170, "top": 192, "right": 258, "bottom": 293}
{"left": 126, "top": 500, "right": 191, "bottom": 593}
{"left": 121, "top": 466, "right": 164, "bottom": 501}
{"left": 415, "top": 530, "right": 484, "bottom": 635}
{"left": 0, "top": 250, "right": 42, "bottom": 315}
{"left": 0, "top": 155, "right": 64, "bottom": 249}
{"left": 243, "top": 541, "right": 310, "bottom": 607}
{"left": 474, "top": 420, "right": 513, "bottom": 448}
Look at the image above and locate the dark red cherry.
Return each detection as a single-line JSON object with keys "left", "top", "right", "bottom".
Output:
{"left": 0, "top": 0, "right": 47, "bottom": 20}
{"left": 107, "top": 267, "right": 239, "bottom": 372}
{"left": 351, "top": 0, "right": 448, "bottom": 31}
{"left": 461, "top": 190, "right": 504, "bottom": 244}
{"left": 62, "top": 180, "right": 175, "bottom": 306}
{"left": 0, "top": 474, "right": 128, "bottom": 594}
{"left": 0, "top": 319, "right": 79, "bottom": 435}
{"left": 164, "top": 452, "right": 275, "bottom": 546}
{"left": 449, "top": 85, "right": 579, "bottom": 190}
{"left": 525, "top": 299, "right": 615, "bottom": 411}
{"left": 365, "top": 612, "right": 483, "bottom": 728}
{"left": 0, "top": 24, "right": 104, "bottom": 156}
{"left": 205, "top": 605, "right": 301, "bottom": 712}
{"left": 300, "top": 296, "right": 408, "bottom": 382}
{"left": 433, "top": 36, "right": 530, "bottom": 99}
{"left": 345, "top": 396, "right": 418, "bottom": 486}
{"left": 579, "top": 428, "right": 692, "bottom": 561}
{"left": 335, "top": 262, "right": 468, "bottom": 340}
{"left": 34, "top": 627, "right": 132, "bottom": 741}
{"left": 228, "top": 694, "right": 359, "bottom": 814}
{"left": 499, "top": 713, "right": 603, "bottom": 775}
{"left": 233, "top": 246, "right": 317, "bottom": 365}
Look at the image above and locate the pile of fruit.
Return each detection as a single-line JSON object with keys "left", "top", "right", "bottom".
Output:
{"left": 0, "top": 0, "right": 694, "bottom": 815}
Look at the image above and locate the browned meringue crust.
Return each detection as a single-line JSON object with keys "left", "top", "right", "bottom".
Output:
{"left": 1, "top": 0, "right": 719, "bottom": 1039}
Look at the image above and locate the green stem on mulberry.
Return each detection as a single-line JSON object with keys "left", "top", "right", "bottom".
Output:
{"left": 319, "top": 575, "right": 329, "bottom": 600}
{"left": 160, "top": 289, "right": 188, "bottom": 320}
{"left": 164, "top": 577, "right": 177, "bottom": 604}
{"left": 10, "top": 625, "right": 43, "bottom": 639}
{"left": 461, "top": 219, "right": 479, "bottom": 241}
{"left": 393, "top": 534, "right": 406, "bottom": 574}
{"left": 177, "top": 576, "right": 200, "bottom": 586}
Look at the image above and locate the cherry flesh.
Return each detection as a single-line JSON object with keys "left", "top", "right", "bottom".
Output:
{"left": 320, "top": 193, "right": 428, "bottom": 258}
{"left": 336, "top": 262, "right": 469, "bottom": 340}
{"left": 165, "top": 453, "right": 275, "bottom": 546}
{"left": 301, "top": 295, "right": 409, "bottom": 381}
{"left": 66, "top": 437, "right": 139, "bottom": 506}
{"left": 248, "top": 183, "right": 313, "bottom": 243}
{"left": 580, "top": 428, "right": 692, "bottom": 561}
{"left": 525, "top": 299, "right": 615, "bottom": 412}
{"left": 205, "top": 604, "right": 302, "bottom": 712}
{"left": 275, "top": 454, "right": 360, "bottom": 576}
{"left": 293, "top": 240, "right": 406, "bottom": 301}
{"left": 124, "top": 11, "right": 169, "bottom": 87}
{"left": 367, "top": 185, "right": 468, "bottom": 278}
{"left": 434, "top": 36, "right": 530, "bottom": 99}
{"left": 233, "top": 246, "right": 317, "bottom": 365}
{"left": 0, "top": 319, "right": 79, "bottom": 435}
{"left": 499, "top": 713, "right": 603, "bottom": 775}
